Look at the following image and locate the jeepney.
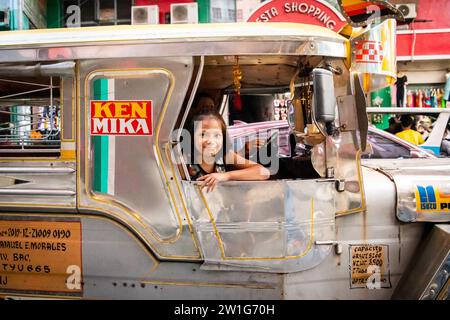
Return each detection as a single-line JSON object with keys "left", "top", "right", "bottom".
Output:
{"left": 0, "top": 2, "right": 449, "bottom": 300}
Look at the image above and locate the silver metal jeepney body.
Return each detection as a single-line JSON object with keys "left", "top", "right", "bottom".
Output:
{"left": 0, "top": 23, "right": 448, "bottom": 300}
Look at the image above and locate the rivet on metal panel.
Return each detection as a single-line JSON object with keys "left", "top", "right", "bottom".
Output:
{"left": 326, "top": 167, "right": 334, "bottom": 178}
{"left": 335, "top": 244, "right": 343, "bottom": 255}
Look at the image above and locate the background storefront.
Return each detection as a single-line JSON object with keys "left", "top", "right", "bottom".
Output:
{"left": 1, "top": 0, "right": 449, "bottom": 129}
{"left": 369, "top": 0, "right": 450, "bottom": 129}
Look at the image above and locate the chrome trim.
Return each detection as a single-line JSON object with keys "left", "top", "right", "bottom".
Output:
{"left": 0, "top": 149, "right": 60, "bottom": 154}
{"left": 0, "top": 61, "right": 75, "bottom": 77}
{"left": 176, "top": 56, "right": 204, "bottom": 141}
{"left": 315, "top": 241, "right": 338, "bottom": 245}
{"left": 219, "top": 94, "right": 229, "bottom": 117}
{"left": 0, "top": 23, "right": 347, "bottom": 48}
{"left": 0, "top": 24, "right": 347, "bottom": 63}
{"left": 175, "top": 56, "right": 205, "bottom": 182}
{"left": 0, "top": 41, "right": 347, "bottom": 63}
{"left": 0, "top": 167, "right": 75, "bottom": 174}
{"left": 0, "top": 188, "right": 75, "bottom": 196}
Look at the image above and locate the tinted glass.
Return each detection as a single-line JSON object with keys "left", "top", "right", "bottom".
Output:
{"left": 362, "top": 132, "right": 411, "bottom": 159}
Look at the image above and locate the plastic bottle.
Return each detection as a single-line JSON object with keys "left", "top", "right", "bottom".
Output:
{"left": 417, "top": 89, "right": 423, "bottom": 108}
{"left": 411, "top": 90, "right": 416, "bottom": 108}
{"left": 424, "top": 89, "right": 431, "bottom": 108}
{"left": 406, "top": 90, "right": 414, "bottom": 107}
{"left": 430, "top": 89, "right": 437, "bottom": 108}
{"left": 439, "top": 89, "right": 447, "bottom": 108}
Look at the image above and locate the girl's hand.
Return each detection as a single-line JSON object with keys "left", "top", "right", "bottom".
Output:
{"left": 197, "top": 173, "right": 230, "bottom": 193}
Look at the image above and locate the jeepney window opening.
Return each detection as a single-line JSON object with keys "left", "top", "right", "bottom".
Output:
{"left": 175, "top": 54, "right": 323, "bottom": 181}
{"left": 0, "top": 76, "right": 61, "bottom": 157}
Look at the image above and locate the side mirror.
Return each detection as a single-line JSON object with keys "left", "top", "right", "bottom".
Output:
{"left": 287, "top": 98, "right": 305, "bottom": 133}
{"left": 312, "top": 68, "right": 336, "bottom": 135}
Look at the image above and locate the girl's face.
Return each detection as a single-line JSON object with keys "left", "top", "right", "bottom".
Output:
{"left": 194, "top": 117, "right": 223, "bottom": 161}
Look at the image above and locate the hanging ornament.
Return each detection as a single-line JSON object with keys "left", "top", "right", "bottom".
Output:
{"left": 232, "top": 56, "right": 243, "bottom": 112}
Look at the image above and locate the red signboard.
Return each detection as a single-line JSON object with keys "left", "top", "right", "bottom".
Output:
{"left": 90, "top": 100, "right": 153, "bottom": 136}
{"left": 247, "top": 0, "right": 347, "bottom": 32}
{"left": 395, "top": 0, "right": 450, "bottom": 60}
{"left": 397, "top": 32, "right": 450, "bottom": 60}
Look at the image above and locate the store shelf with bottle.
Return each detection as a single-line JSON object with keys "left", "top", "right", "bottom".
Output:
{"left": 404, "top": 84, "right": 448, "bottom": 109}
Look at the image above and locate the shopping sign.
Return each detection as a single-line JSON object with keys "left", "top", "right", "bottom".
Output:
{"left": 355, "top": 40, "right": 384, "bottom": 64}
{"left": 246, "top": 0, "right": 347, "bottom": 32}
{"left": 90, "top": 100, "right": 153, "bottom": 136}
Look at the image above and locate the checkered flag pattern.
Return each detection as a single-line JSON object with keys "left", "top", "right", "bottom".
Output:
{"left": 355, "top": 41, "right": 384, "bottom": 63}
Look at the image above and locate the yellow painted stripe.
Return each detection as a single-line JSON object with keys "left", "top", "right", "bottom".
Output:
{"left": 60, "top": 150, "right": 76, "bottom": 160}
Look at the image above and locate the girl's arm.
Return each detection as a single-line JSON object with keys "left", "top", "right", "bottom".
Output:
{"left": 225, "top": 151, "right": 270, "bottom": 181}
{"left": 197, "top": 151, "right": 270, "bottom": 192}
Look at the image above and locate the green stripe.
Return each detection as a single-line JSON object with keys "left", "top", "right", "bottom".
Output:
{"left": 92, "top": 78, "right": 109, "bottom": 193}
{"left": 46, "top": 0, "right": 62, "bottom": 28}
{"left": 197, "top": 0, "right": 210, "bottom": 23}
{"left": 9, "top": 9, "right": 30, "bottom": 30}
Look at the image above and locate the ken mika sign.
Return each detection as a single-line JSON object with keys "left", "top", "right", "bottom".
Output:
{"left": 90, "top": 100, "right": 153, "bottom": 136}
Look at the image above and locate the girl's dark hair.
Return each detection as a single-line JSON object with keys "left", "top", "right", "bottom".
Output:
{"left": 187, "top": 110, "right": 231, "bottom": 164}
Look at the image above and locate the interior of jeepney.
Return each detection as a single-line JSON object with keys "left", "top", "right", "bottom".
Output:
{"left": 177, "top": 54, "right": 331, "bottom": 181}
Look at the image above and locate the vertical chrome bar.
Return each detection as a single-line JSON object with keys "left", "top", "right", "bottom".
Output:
{"left": 175, "top": 56, "right": 205, "bottom": 182}
{"left": 18, "top": 0, "right": 24, "bottom": 30}
{"left": 177, "top": 56, "right": 205, "bottom": 137}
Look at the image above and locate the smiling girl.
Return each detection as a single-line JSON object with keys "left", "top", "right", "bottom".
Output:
{"left": 186, "top": 110, "right": 270, "bottom": 192}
